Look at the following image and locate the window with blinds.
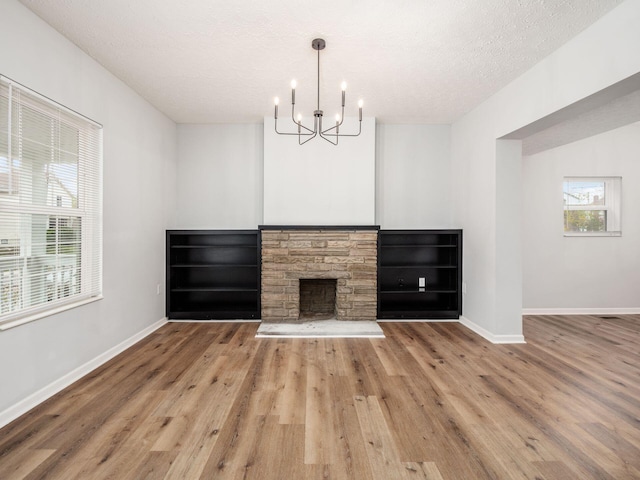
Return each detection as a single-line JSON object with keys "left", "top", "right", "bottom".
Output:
{"left": 0, "top": 76, "right": 102, "bottom": 328}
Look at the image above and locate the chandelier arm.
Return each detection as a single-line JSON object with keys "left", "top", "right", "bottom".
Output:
{"left": 338, "top": 121, "right": 362, "bottom": 137}
{"left": 290, "top": 104, "right": 315, "bottom": 134}
{"left": 319, "top": 131, "right": 338, "bottom": 145}
{"left": 299, "top": 115, "right": 320, "bottom": 144}
{"left": 275, "top": 117, "right": 315, "bottom": 136}
{"left": 276, "top": 130, "right": 316, "bottom": 137}
{"left": 321, "top": 124, "right": 336, "bottom": 134}
{"left": 321, "top": 105, "right": 347, "bottom": 135}
{"left": 318, "top": 115, "right": 339, "bottom": 145}
{"left": 299, "top": 130, "right": 318, "bottom": 145}
{"left": 321, "top": 119, "right": 362, "bottom": 137}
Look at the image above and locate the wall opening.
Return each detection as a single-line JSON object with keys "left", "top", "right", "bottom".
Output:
{"left": 299, "top": 279, "right": 337, "bottom": 320}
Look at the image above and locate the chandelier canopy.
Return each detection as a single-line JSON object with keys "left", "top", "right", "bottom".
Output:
{"left": 274, "top": 38, "right": 363, "bottom": 145}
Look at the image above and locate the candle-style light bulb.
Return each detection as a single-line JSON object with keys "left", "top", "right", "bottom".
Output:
{"left": 274, "top": 97, "right": 279, "bottom": 119}
{"left": 291, "top": 80, "right": 296, "bottom": 105}
{"left": 358, "top": 99, "right": 363, "bottom": 121}
{"left": 297, "top": 113, "right": 302, "bottom": 133}
{"left": 291, "top": 79, "right": 297, "bottom": 89}
{"left": 341, "top": 81, "right": 347, "bottom": 107}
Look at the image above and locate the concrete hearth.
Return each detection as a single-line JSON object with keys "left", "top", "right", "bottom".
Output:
{"left": 260, "top": 227, "right": 378, "bottom": 322}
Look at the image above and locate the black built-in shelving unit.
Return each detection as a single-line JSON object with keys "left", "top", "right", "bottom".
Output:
{"left": 166, "top": 230, "right": 260, "bottom": 319}
{"left": 167, "top": 228, "right": 461, "bottom": 320}
{"left": 377, "top": 229, "right": 462, "bottom": 319}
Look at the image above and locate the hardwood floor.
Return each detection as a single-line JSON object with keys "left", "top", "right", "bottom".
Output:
{"left": 1, "top": 315, "right": 640, "bottom": 479}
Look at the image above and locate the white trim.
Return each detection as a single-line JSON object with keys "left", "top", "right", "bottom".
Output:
{"left": 0, "top": 74, "right": 102, "bottom": 128}
{"left": 377, "top": 317, "right": 526, "bottom": 344}
{"left": 0, "top": 317, "right": 168, "bottom": 429}
{"left": 563, "top": 176, "right": 622, "bottom": 235}
{"left": 459, "top": 315, "right": 526, "bottom": 344}
{"left": 563, "top": 231, "right": 621, "bottom": 237}
{"left": 0, "top": 295, "right": 104, "bottom": 331}
{"left": 522, "top": 308, "right": 640, "bottom": 315}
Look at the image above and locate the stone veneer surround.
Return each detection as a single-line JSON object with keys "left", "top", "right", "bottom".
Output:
{"left": 261, "top": 228, "right": 378, "bottom": 321}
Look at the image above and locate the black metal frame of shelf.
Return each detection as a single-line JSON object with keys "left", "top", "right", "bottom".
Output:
{"left": 377, "top": 229, "right": 462, "bottom": 319}
{"left": 166, "top": 230, "right": 261, "bottom": 320}
{"left": 166, "top": 228, "right": 461, "bottom": 321}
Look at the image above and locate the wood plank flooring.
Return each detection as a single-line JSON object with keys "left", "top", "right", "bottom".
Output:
{"left": 1, "top": 314, "right": 640, "bottom": 479}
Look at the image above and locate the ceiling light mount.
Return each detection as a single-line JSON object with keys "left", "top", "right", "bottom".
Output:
{"left": 311, "top": 38, "right": 326, "bottom": 51}
{"left": 274, "top": 38, "right": 363, "bottom": 145}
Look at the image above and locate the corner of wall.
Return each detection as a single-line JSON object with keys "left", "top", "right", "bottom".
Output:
{"left": 459, "top": 316, "right": 526, "bottom": 344}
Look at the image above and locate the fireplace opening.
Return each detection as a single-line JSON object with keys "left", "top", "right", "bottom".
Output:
{"left": 299, "top": 279, "right": 337, "bottom": 320}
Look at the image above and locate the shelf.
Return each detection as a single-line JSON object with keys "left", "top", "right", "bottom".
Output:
{"left": 171, "top": 264, "right": 258, "bottom": 268}
{"left": 378, "top": 229, "right": 462, "bottom": 319}
{"left": 171, "top": 245, "right": 257, "bottom": 249}
{"left": 380, "top": 300, "right": 457, "bottom": 313}
{"left": 171, "top": 287, "right": 258, "bottom": 293}
{"left": 380, "top": 289, "right": 457, "bottom": 294}
{"left": 167, "top": 230, "right": 260, "bottom": 320}
{"left": 380, "top": 244, "right": 457, "bottom": 248}
{"left": 169, "top": 310, "right": 259, "bottom": 320}
{"left": 379, "top": 265, "right": 457, "bottom": 269}
{"left": 378, "top": 306, "right": 457, "bottom": 312}
{"left": 378, "top": 310, "right": 460, "bottom": 319}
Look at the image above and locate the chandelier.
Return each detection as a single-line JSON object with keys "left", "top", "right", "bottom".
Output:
{"left": 273, "top": 38, "right": 363, "bottom": 145}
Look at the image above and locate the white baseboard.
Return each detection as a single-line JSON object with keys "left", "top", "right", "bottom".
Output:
{"left": 0, "top": 317, "right": 168, "bottom": 430}
{"left": 377, "top": 316, "right": 526, "bottom": 344}
{"left": 459, "top": 315, "right": 526, "bottom": 344}
{"left": 522, "top": 308, "right": 640, "bottom": 316}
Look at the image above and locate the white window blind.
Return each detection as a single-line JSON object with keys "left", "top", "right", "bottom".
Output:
{"left": 0, "top": 76, "right": 102, "bottom": 327}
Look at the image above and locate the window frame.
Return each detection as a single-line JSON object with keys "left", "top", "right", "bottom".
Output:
{"left": 0, "top": 75, "right": 103, "bottom": 330}
{"left": 563, "top": 176, "right": 621, "bottom": 237}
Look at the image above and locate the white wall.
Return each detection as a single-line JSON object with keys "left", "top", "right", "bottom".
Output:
{"left": 263, "top": 117, "right": 376, "bottom": 226}
{"left": 523, "top": 122, "right": 640, "bottom": 310}
{"left": 0, "top": 0, "right": 177, "bottom": 417}
{"left": 176, "top": 124, "right": 263, "bottom": 228}
{"left": 376, "top": 124, "right": 452, "bottom": 229}
{"left": 176, "top": 122, "right": 453, "bottom": 230}
{"left": 451, "top": 0, "right": 640, "bottom": 340}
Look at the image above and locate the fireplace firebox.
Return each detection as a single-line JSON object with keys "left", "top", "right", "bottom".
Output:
{"left": 299, "top": 279, "right": 337, "bottom": 320}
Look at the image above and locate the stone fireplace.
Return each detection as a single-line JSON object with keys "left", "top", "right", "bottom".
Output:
{"left": 260, "top": 227, "right": 378, "bottom": 322}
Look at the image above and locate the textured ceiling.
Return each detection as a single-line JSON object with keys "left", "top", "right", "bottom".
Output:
{"left": 19, "top": 0, "right": 624, "bottom": 124}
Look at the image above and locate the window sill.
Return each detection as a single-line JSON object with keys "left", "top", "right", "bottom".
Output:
{"left": 0, "top": 295, "right": 104, "bottom": 331}
{"left": 563, "top": 231, "right": 622, "bottom": 237}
